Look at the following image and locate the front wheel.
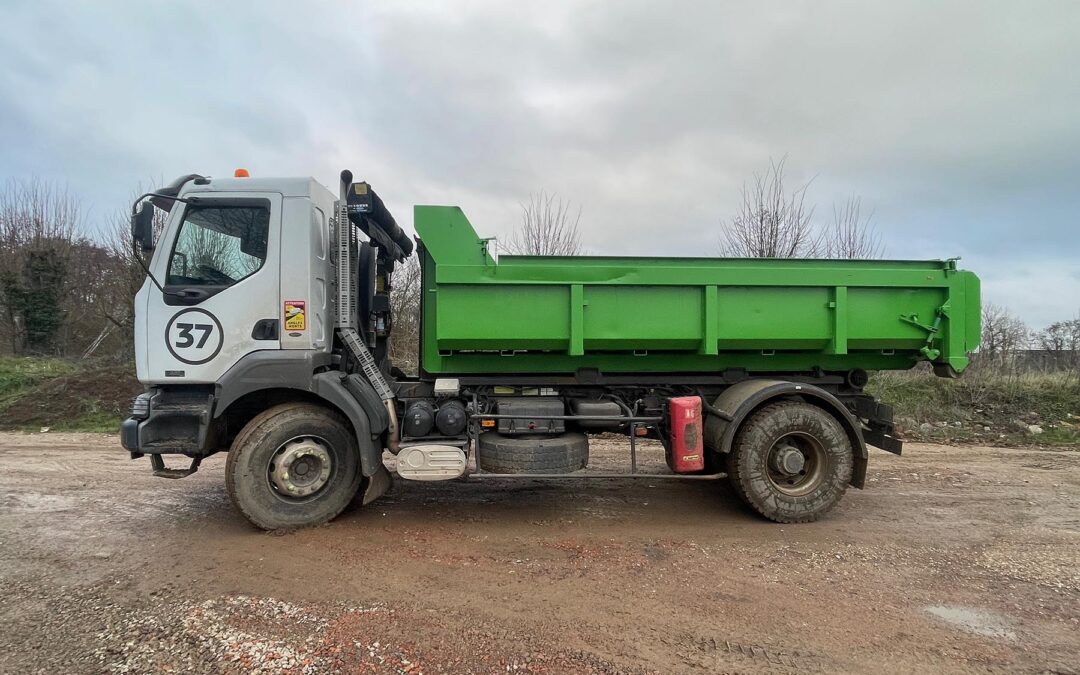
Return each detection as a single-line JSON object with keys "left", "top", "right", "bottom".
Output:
{"left": 726, "top": 401, "right": 853, "bottom": 523}
{"left": 225, "top": 403, "right": 362, "bottom": 530}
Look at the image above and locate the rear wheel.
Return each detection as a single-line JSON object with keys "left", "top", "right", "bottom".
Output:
{"left": 226, "top": 403, "right": 362, "bottom": 530}
{"left": 726, "top": 402, "right": 853, "bottom": 523}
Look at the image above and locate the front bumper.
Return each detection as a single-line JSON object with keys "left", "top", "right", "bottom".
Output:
{"left": 120, "top": 415, "right": 142, "bottom": 453}
{"left": 120, "top": 388, "right": 216, "bottom": 458}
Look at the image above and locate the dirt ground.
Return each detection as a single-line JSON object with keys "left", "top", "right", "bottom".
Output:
{"left": 1, "top": 433, "right": 1077, "bottom": 674}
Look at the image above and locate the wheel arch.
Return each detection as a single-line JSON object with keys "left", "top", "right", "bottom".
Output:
{"left": 703, "top": 379, "right": 868, "bottom": 489}
{"left": 211, "top": 351, "right": 385, "bottom": 478}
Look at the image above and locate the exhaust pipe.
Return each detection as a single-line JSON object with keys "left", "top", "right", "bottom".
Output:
{"left": 385, "top": 399, "right": 401, "bottom": 455}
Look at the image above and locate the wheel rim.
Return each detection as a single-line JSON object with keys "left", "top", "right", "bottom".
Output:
{"left": 267, "top": 436, "right": 333, "bottom": 501}
{"left": 765, "top": 431, "right": 828, "bottom": 496}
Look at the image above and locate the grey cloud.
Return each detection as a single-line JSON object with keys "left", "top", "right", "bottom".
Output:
{"left": 0, "top": 0, "right": 1077, "bottom": 327}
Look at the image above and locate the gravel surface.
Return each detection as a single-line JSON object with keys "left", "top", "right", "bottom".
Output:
{"left": 1, "top": 432, "right": 1078, "bottom": 673}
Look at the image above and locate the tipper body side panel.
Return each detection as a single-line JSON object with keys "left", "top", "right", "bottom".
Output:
{"left": 415, "top": 206, "right": 980, "bottom": 377}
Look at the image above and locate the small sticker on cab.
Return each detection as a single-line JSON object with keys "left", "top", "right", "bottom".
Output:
{"left": 284, "top": 301, "right": 306, "bottom": 331}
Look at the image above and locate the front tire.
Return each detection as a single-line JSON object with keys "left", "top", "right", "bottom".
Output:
{"left": 726, "top": 401, "right": 853, "bottom": 523}
{"left": 225, "top": 403, "right": 363, "bottom": 530}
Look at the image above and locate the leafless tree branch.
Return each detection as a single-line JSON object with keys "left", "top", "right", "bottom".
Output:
{"left": 978, "top": 303, "right": 1029, "bottom": 371}
{"left": 720, "top": 158, "right": 885, "bottom": 260}
{"left": 388, "top": 255, "right": 423, "bottom": 376}
{"left": 823, "top": 195, "right": 884, "bottom": 259}
{"left": 720, "top": 157, "right": 820, "bottom": 258}
{"left": 509, "top": 191, "right": 582, "bottom": 256}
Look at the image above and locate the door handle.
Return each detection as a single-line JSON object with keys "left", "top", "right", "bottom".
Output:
{"left": 166, "top": 288, "right": 211, "bottom": 305}
{"left": 251, "top": 319, "right": 279, "bottom": 341}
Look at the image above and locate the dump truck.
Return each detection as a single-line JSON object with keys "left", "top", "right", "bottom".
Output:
{"left": 121, "top": 170, "right": 981, "bottom": 529}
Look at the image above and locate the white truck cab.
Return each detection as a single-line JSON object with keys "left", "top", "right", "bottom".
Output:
{"left": 123, "top": 171, "right": 414, "bottom": 528}
{"left": 134, "top": 176, "right": 336, "bottom": 384}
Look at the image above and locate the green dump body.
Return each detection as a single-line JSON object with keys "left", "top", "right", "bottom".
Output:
{"left": 414, "top": 206, "right": 981, "bottom": 378}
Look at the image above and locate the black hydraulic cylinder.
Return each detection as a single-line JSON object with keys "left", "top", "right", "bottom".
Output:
{"left": 346, "top": 181, "right": 414, "bottom": 258}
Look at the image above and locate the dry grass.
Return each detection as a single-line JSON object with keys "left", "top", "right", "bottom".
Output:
{"left": 868, "top": 369, "right": 1080, "bottom": 446}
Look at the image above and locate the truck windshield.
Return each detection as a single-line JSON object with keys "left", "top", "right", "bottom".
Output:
{"left": 166, "top": 204, "right": 269, "bottom": 287}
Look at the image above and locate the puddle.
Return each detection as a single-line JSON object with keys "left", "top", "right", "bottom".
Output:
{"left": 924, "top": 605, "right": 1017, "bottom": 640}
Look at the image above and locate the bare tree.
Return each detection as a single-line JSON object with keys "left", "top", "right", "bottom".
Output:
{"left": 0, "top": 178, "right": 83, "bottom": 355}
{"left": 979, "top": 303, "right": 1029, "bottom": 370}
{"left": 823, "top": 196, "right": 884, "bottom": 259}
{"left": 0, "top": 177, "right": 79, "bottom": 249}
{"left": 64, "top": 240, "right": 122, "bottom": 359}
{"left": 721, "top": 158, "right": 885, "bottom": 260}
{"left": 388, "top": 255, "right": 422, "bottom": 375}
{"left": 90, "top": 183, "right": 174, "bottom": 360}
{"left": 508, "top": 191, "right": 582, "bottom": 256}
{"left": 1033, "top": 315, "right": 1080, "bottom": 370}
{"left": 720, "top": 157, "right": 820, "bottom": 258}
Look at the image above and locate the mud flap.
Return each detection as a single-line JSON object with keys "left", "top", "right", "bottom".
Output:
{"left": 359, "top": 464, "right": 393, "bottom": 505}
{"left": 863, "top": 428, "right": 903, "bottom": 455}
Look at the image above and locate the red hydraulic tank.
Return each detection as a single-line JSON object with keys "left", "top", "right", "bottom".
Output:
{"left": 667, "top": 396, "right": 705, "bottom": 473}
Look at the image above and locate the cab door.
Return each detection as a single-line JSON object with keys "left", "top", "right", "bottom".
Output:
{"left": 143, "top": 192, "right": 281, "bottom": 383}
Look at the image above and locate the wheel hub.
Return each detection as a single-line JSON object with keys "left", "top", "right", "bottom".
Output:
{"left": 269, "top": 438, "right": 332, "bottom": 498}
{"left": 764, "top": 431, "right": 827, "bottom": 497}
{"left": 771, "top": 445, "right": 806, "bottom": 476}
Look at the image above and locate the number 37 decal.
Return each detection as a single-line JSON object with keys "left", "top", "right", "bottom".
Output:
{"left": 166, "top": 308, "right": 224, "bottom": 365}
{"left": 174, "top": 322, "right": 214, "bottom": 348}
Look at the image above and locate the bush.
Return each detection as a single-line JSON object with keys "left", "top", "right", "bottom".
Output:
{"left": 868, "top": 370, "right": 1080, "bottom": 447}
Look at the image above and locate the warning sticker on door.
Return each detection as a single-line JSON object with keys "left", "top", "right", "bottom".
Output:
{"left": 284, "top": 301, "right": 306, "bottom": 331}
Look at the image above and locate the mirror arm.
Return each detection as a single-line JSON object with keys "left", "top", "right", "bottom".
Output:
{"left": 129, "top": 193, "right": 191, "bottom": 301}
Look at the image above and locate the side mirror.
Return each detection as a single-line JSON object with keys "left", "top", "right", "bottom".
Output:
{"left": 131, "top": 203, "right": 155, "bottom": 253}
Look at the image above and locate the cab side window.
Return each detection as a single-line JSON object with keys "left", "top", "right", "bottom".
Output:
{"left": 167, "top": 204, "right": 270, "bottom": 287}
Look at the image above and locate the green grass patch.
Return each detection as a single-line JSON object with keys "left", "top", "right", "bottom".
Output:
{"left": 0, "top": 358, "right": 140, "bottom": 432}
{"left": 0, "top": 357, "right": 80, "bottom": 405}
{"left": 43, "top": 403, "right": 123, "bottom": 433}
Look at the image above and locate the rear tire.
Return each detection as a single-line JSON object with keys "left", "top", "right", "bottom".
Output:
{"left": 226, "top": 403, "right": 363, "bottom": 530}
{"left": 726, "top": 402, "right": 853, "bottom": 523}
{"left": 477, "top": 431, "right": 588, "bottom": 474}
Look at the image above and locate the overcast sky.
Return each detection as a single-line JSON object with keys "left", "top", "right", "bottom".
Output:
{"left": 1, "top": 1, "right": 1077, "bottom": 328}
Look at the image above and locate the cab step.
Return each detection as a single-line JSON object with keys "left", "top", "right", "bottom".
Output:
{"left": 149, "top": 454, "right": 202, "bottom": 479}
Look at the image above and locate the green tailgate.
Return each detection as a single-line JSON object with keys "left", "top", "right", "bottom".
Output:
{"left": 415, "top": 206, "right": 980, "bottom": 377}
